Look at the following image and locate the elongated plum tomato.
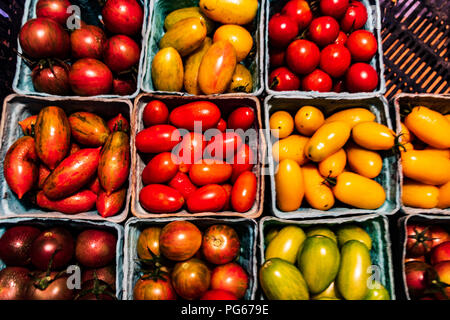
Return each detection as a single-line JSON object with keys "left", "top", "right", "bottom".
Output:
{"left": 352, "top": 122, "right": 395, "bottom": 150}
{"left": 136, "top": 227, "right": 161, "bottom": 260}
{"left": 168, "top": 172, "right": 198, "bottom": 200}
{"left": 69, "top": 58, "right": 113, "bottom": 96}
{"left": 143, "top": 100, "right": 169, "bottom": 127}
{"left": 402, "top": 181, "right": 439, "bottom": 209}
{"left": 71, "top": 25, "right": 106, "bottom": 59}
{"left": 302, "top": 69, "right": 333, "bottom": 92}
{"left": 36, "top": 190, "right": 97, "bottom": 214}
{"left": 139, "top": 184, "right": 184, "bottom": 213}
{"left": 134, "top": 277, "right": 177, "bottom": 300}
{"left": 231, "top": 144, "right": 255, "bottom": 182}
{"left": 0, "top": 226, "right": 41, "bottom": 266}
{"left": 346, "top": 30, "right": 377, "bottom": 62}
{"left": 340, "top": 1, "right": 368, "bottom": 32}
{"left": 318, "top": 148, "right": 347, "bottom": 178}
{"left": 401, "top": 150, "right": 450, "bottom": 185}
{"left": 345, "top": 62, "right": 378, "bottom": 93}
{"left": 36, "top": 0, "right": 71, "bottom": 25}
{"left": 32, "top": 62, "right": 71, "bottom": 95}
{"left": 211, "top": 262, "right": 248, "bottom": 299}
{"left": 346, "top": 143, "right": 382, "bottom": 178}
{"left": 169, "top": 101, "right": 221, "bottom": 131}
{"left": 96, "top": 188, "right": 127, "bottom": 218}
{"left": 268, "top": 13, "right": 299, "bottom": 48}
{"left": 103, "top": 35, "right": 140, "bottom": 73}
{"left": 231, "top": 171, "right": 257, "bottom": 213}
{"left": 201, "top": 289, "right": 238, "bottom": 300}
{"left": 202, "top": 224, "right": 240, "bottom": 265}
{"left": 142, "top": 152, "right": 179, "bottom": 185}
{"left": 302, "top": 164, "right": 335, "bottom": 210}
{"left": 221, "top": 184, "right": 233, "bottom": 210}
{"left": 308, "top": 16, "right": 340, "bottom": 47}
{"left": 227, "top": 107, "right": 255, "bottom": 131}
{"left": 319, "top": 44, "right": 351, "bottom": 78}
{"left": 159, "top": 221, "right": 202, "bottom": 261}
{"left": 275, "top": 159, "right": 304, "bottom": 212}
{"left": 102, "top": 0, "right": 144, "bottom": 36}
{"left": 286, "top": 40, "right": 320, "bottom": 75}
{"left": 269, "top": 67, "right": 301, "bottom": 91}
{"left": 282, "top": 0, "right": 313, "bottom": 29}
{"left": 75, "top": 230, "right": 116, "bottom": 268}
{"left": 187, "top": 184, "right": 228, "bottom": 213}
{"left": 189, "top": 160, "right": 232, "bottom": 186}
{"left": 324, "top": 107, "right": 375, "bottom": 127}
{"left": 135, "top": 125, "right": 181, "bottom": 154}
{"left": 173, "top": 132, "right": 206, "bottom": 164}
{"left": 204, "top": 132, "right": 243, "bottom": 160}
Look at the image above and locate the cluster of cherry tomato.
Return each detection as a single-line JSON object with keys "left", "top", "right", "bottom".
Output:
{"left": 133, "top": 221, "right": 249, "bottom": 300}
{"left": 268, "top": 0, "right": 379, "bottom": 93}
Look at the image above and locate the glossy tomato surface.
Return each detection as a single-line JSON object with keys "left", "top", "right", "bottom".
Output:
{"left": 69, "top": 58, "right": 113, "bottom": 96}
{"left": 210, "top": 262, "right": 249, "bottom": 299}
{"left": 268, "top": 13, "right": 299, "bottom": 48}
{"left": 319, "top": 44, "right": 351, "bottom": 78}
{"left": 308, "top": 16, "right": 340, "bottom": 47}
{"left": 346, "top": 30, "right": 377, "bottom": 61}
{"left": 143, "top": 100, "right": 169, "bottom": 127}
{"left": 187, "top": 184, "right": 228, "bottom": 213}
{"left": 345, "top": 63, "right": 378, "bottom": 92}
{"left": 202, "top": 225, "right": 240, "bottom": 265}
{"left": 281, "top": 0, "right": 313, "bottom": 29}
{"left": 159, "top": 221, "right": 202, "bottom": 261}
{"left": 103, "top": 35, "right": 140, "bottom": 73}
{"left": 269, "top": 67, "right": 301, "bottom": 91}
{"left": 286, "top": 40, "right": 320, "bottom": 75}
{"left": 302, "top": 69, "right": 333, "bottom": 92}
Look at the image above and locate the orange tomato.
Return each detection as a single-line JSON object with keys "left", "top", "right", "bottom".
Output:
{"left": 189, "top": 159, "right": 232, "bottom": 186}
{"left": 231, "top": 171, "right": 257, "bottom": 212}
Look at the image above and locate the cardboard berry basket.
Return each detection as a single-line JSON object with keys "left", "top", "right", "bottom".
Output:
{"left": 394, "top": 93, "right": 450, "bottom": 216}
{"left": 123, "top": 216, "right": 258, "bottom": 300}
{"left": 0, "top": 216, "right": 124, "bottom": 299}
{"left": 0, "top": 94, "right": 133, "bottom": 223}
{"left": 12, "top": 0, "right": 151, "bottom": 99}
{"left": 131, "top": 93, "right": 266, "bottom": 218}
{"left": 141, "top": 0, "right": 265, "bottom": 96}
{"left": 264, "top": 0, "right": 386, "bottom": 97}
{"left": 265, "top": 94, "right": 399, "bottom": 219}
{"left": 259, "top": 214, "right": 396, "bottom": 300}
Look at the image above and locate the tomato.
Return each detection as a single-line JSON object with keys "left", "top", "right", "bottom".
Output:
{"left": 346, "top": 30, "right": 377, "bottom": 62}
{"left": 26, "top": 272, "right": 74, "bottom": 300}
{"left": 96, "top": 188, "right": 127, "bottom": 218}
{"left": 216, "top": 118, "right": 227, "bottom": 132}
{"left": 202, "top": 225, "right": 240, "bottom": 265}
{"left": 231, "top": 143, "right": 255, "bottom": 182}
{"left": 173, "top": 132, "right": 206, "bottom": 165}
{"left": 69, "top": 58, "right": 113, "bottom": 96}
{"left": 401, "top": 150, "right": 450, "bottom": 185}
{"left": 294, "top": 106, "right": 325, "bottom": 136}
{"left": 113, "top": 77, "right": 137, "bottom": 95}
{"left": 68, "top": 111, "right": 110, "bottom": 147}
{"left": 75, "top": 230, "right": 116, "bottom": 268}
{"left": 0, "top": 226, "right": 41, "bottom": 266}
{"left": 227, "top": 107, "right": 255, "bottom": 131}
{"left": 275, "top": 159, "right": 304, "bottom": 211}
{"left": 269, "top": 67, "right": 301, "bottom": 91}
{"left": 221, "top": 184, "right": 233, "bottom": 210}
{"left": 340, "top": 1, "right": 368, "bottom": 32}
{"left": 101, "top": 0, "right": 144, "bottom": 36}
{"left": 422, "top": 148, "right": 450, "bottom": 159}
{"left": 137, "top": 227, "right": 161, "bottom": 260}
{"left": 286, "top": 40, "right": 320, "bottom": 75}
{"left": 168, "top": 172, "right": 198, "bottom": 200}
{"left": 187, "top": 184, "right": 228, "bottom": 213}
{"left": 205, "top": 132, "right": 243, "bottom": 160}
{"left": 346, "top": 143, "right": 382, "bottom": 178}
{"left": 269, "top": 48, "right": 286, "bottom": 67}
{"left": 201, "top": 289, "right": 238, "bottom": 300}
{"left": 402, "top": 181, "right": 439, "bottom": 209}
{"left": 169, "top": 101, "right": 221, "bottom": 131}
{"left": 269, "top": 111, "right": 294, "bottom": 139}
{"left": 210, "top": 263, "right": 248, "bottom": 299}
{"left": 172, "top": 258, "right": 211, "bottom": 300}
{"left": 307, "top": 226, "right": 337, "bottom": 243}
{"left": 159, "top": 221, "right": 202, "bottom": 261}
{"left": 0, "top": 267, "right": 30, "bottom": 300}
{"left": 231, "top": 171, "right": 257, "bottom": 212}
{"left": 336, "top": 224, "right": 372, "bottom": 249}
{"left": 103, "top": 35, "right": 140, "bottom": 73}
{"left": 320, "top": 0, "right": 349, "bottom": 18}
{"left": 189, "top": 160, "right": 232, "bottom": 185}
{"left": 199, "top": 0, "right": 258, "bottom": 25}
{"left": 434, "top": 262, "right": 450, "bottom": 299}
{"left": 281, "top": 0, "right": 313, "bottom": 29}
{"left": 325, "top": 107, "right": 375, "bottom": 127}
{"left": 302, "top": 69, "right": 333, "bottom": 92}
{"left": 213, "top": 24, "right": 253, "bottom": 62}
{"left": 318, "top": 148, "right": 346, "bottom": 178}
{"left": 71, "top": 25, "right": 106, "bottom": 60}
{"left": 431, "top": 242, "right": 450, "bottom": 265}
{"left": 319, "top": 44, "right": 351, "bottom": 78}
{"left": 430, "top": 226, "right": 450, "bottom": 249}
{"left": 265, "top": 225, "right": 306, "bottom": 264}
{"left": 36, "top": 0, "right": 71, "bottom": 25}
{"left": 32, "top": 62, "right": 71, "bottom": 95}
{"left": 302, "top": 164, "right": 335, "bottom": 210}
{"left": 37, "top": 190, "right": 97, "bottom": 214}
{"left": 308, "top": 16, "right": 340, "bottom": 47}
{"left": 404, "top": 261, "right": 437, "bottom": 298}
{"left": 143, "top": 100, "right": 169, "bottom": 127}
{"left": 268, "top": 13, "right": 299, "bottom": 48}
{"left": 134, "top": 277, "right": 176, "bottom": 300}
{"left": 334, "top": 31, "right": 347, "bottom": 45}
{"left": 399, "top": 122, "right": 413, "bottom": 144}
{"left": 142, "top": 152, "right": 179, "bottom": 184}
{"left": 352, "top": 122, "right": 395, "bottom": 150}
{"left": 139, "top": 184, "right": 185, "bottom": 213}
{"left": 272, "top": 135, "right": 309, "bottom": 165}
{"left": 345, "top": 63, "right": 378, "bottom": 92}
{"left": 438, "top": 181, "right": 450, "bottom": 209}
{"left": 406, "top": 224, "right": 434, "bottom": 257}
{"left": 135, "top": 125, "right": 181, "bottom": 154}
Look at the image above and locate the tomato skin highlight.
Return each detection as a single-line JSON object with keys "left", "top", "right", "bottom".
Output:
{"left": 210, "top": 262, "right": 248, "bottom": 299}
{"left": 302, "top": 164, "right": 335, "bottom": 210}
{"left": 269, "top": 67, "right": 301, "bottom": 91}
{"left": 142, "top": 152, "right": 179, "bottom": 185}
{"left": 133, "top": 277, "right": 177, "bottom": 300}
{"left": 231, "top": 171, "right": 257, "bottom": 213}
{"left": 227, "top": 107, "right": 255, "bottom": 131}
{"left": 169, "top": 101, "right": 221, "bottom": 131}
{"left": 346, "top": 143, "right": 382, "bottom": 178}
{"left": 168, "top": 172, "right": 198, "bottom": 200}
{"left": 318, "top": 148, "right": 346, "bottom": 178}
{"left": 159, "top": 221, "right": 202, "bottom": 261}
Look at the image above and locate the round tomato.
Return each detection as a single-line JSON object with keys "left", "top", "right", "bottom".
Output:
{"left": 172, "top": 258, "right": 211, "bottom": 300}
{"left": 320, "top": 0, "right": 349, "bottom": 19}
{"left": 406, "top": 224, "right": 433, "bottom": 257}
{"left": 103, "top": 35, "right": 140, "bottom": 73}
{"left": 308, "top": 16, "right": 340, "bottom": 47}
{"left": 187, "top": 184, "right": 228, "bottom": 213}
{"left": 189, "top": 160, "right": 232, "bottom": 185}
{"left": 269, "top": 67, "right": 301, "bottom": 91}
{"left": 431, "top": 242, "right": 450, "bottom": 265}
{"left": 345, "top": 63, "right": 378, "bottom": 92}
{"left": 143, "top": 100, "right": 169, "bottom": 127}
{"left": 159, "top": 221, "right": 202, "bottom": 261}
{"left": 133, "top": 277, "right": 177, "bottom": 300}
{"left": 142, "top": 152, "right": 179, "bottom": 185}
{"left": 346, "top": 30, "right": 377, "bottom": 61}
{"left": 231, "top": 171, "right": 257, "bottom": 213}
{"left": 213, "top": 24, "right": 253, "bottom": 62}
{"left": 136, "top": 227, "right": 161, "bottom": 260}
{"left": 281, "top": 0, "right": 313, "bottom": 30}
{"left": 268, "top": 13, "right": 299, "bottom": 48}
{"left": 294, "top": 106, "right": 325, "bottom": 136}
{"left": 302, "top": 69, "right": 333, "bottom": 92}
{"left": 69, "top": 58, "right": 113, "bottom": 96}
{"left": 286, "top": 39, "right": 320, "bottom": 75}
{"left": 216, "top": 119, "right": 227, "bottom": 132}
{"left": 202, "top": 225, "right": 240, "bottom": 265}
{"left": 319, "top": 44, "right": 351, "bottom": 78}
{"left": 210, "top": 263, "right": 248, "bottom": 299}
{"left": 201, "top": 289, "right": 238, "bottom": 300}
{"left": 340, "top": 0, "right": 367, "bottom": 32}
{"left": 227, "top": 107, "right": 255, "bottom": 131}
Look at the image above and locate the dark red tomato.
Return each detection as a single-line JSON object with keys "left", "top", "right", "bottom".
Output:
{"left": 102, "top": 0, "right": 143, "bottom": 36}
{"left": 69, "top": 58, "right": 113, "bottom": 96}
{"left": 319, "top": 44, "right": 351, "bottom": 78}
{"left": 269, "top": 48, "right": 286, "bottom": 68}
{"left": 159, "top": 221, "right": 202, "bottom": 261}
{"left": 30, "top": 228, "right": 74, "bottom": 271}
{"left": 231, "top": 171, "right": 257, "bottom": 213}
{"left": 134, "top": 277, "right": 177, "bottom": 300}
{"left": 406, "top": 224, "right": 433, "bottom": 257}
{"left": 143, "top": 100, "right": 169, "bottom": 127}
{"left": 345, "top": 63, "right": 378, "bottom": 92}
{"left": 75, "top": 230, "right": 116, "bottom": 268}
{"left": 168, "top": 172, "right": 198, "bottom": 200}
{"left": 227, "top": 107, "right": 255, "bottom": 131}
{"left": 71, "top": 25, "right": 106, "bottom": 59}
{"left": 231, "top": 144, "right": 255, "bottom": 183}
{"left": 0, "top": 226, "right": 41, "bottom": 266}
{"left": 269, "top": 67, "right": 301, "bottom": 91}
{"left": 103, "top": 35, "right": 140, "bottom": 73}
{"left": 26, "top": 272, "right": 74, "bottom": 300}
{"left": 36, "top": 0, "right": 71, "bottom": 25}
{"left": 405, "top": 261, "right": 438, "bottom": 299}
{"left": 286, "top": 39, "right": 320, "bottom": 75}
{"left": 340, "top": 1, "right": 368, "bottom": 32}
{"left": 107, "top": 113, "right": 130, "bottom": 133}
{"left": 139, "top": 184, "right": 185, "bottom": 213}
{"left": 189, "top": 160, "right": 232, "bottom": 186}
{"left": 216, "top": 119, "right": 227, "bottom": 132}
{"left": 32, "top": 62, "right": 71, "bottom": 95}
{"left": 75, "top": 279, "right": 116, "bottom": 300}
{"left": 210, "top": 262, "right": 248, "bottom": 299}
{"left": 142, "top": 152, "right": 179, "bottom": 184}
{"left": 205, "top": 132, "right": 243, "bottom": 160}
{"left": 187, "top": 184, "right": 228, "bottom": 213}
{"left": 320, "top": 0, "right": 349, "bottom": 19}
{"left": 346, "top": 30, "right": 377, "bottom": 61}
{"left": 201, "top": 289, "right": 238, "bottom": 300}
{"left": 19, "top": 18, "right": 70, "bottom": 59}
{"left": 281, "top": 0, "right": 313, "bottom": 30}
{"left": 81, "top": 265, "right": 116, "bottom": 290}
{"left": 268, "top": 13, "right": 299, "bottom": 48}
{"left": 135, "top": 125, "right": 181, "bottom": 154}
{"left": 334, "top": 31, "right": 347, "bottom": 45}
{"left": 429, "top": 226, "right": 450, "bottom": 249}
{"left": 0, "top": 267, "right": 30, "bottom": 300}
{"left": 302, "top": 69, "right": 333, "bottom": 92}
{"left": 434, "top": 261, "right": 450, "bottom": 299}
{"left": 173, "top": 132, "right": 206, "bottom": 165}
{"left": 172, "top": 258, "right": 211, "bottom": 300}
{"left": 113, "top": 77, "right": 137, "bottom": 95}
{"left": 221, "top": 184, "right": 233, "bottom": 211}
{"left": 308, "top": 16, "right": 340, "bottom": 47}
{"left": 332, "top": 79, "right": 346, "bottom": 92}
{"left": 202, "top": 225, "right": 240, "bottom": 265}
{"left": 430, "top": 242, "right": 450, "bottom": 265}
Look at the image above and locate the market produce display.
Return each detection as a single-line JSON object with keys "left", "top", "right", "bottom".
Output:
{"left": 0, "top": 224, "right": 117, "bottom": 300}
{"left": 151, "top": 0, "right": 258, "bottom": 94}
{"left": 3, "top": 106, "right": 131, "bottom": 218}
{"left": 268, "top": 0, "right": 380, "bottom": 93}
{"left": 133, "top": 221, "right": 249, "bottom": 300}
{"left": 260, "top": 222, "right": 391, "bottom": 300}
{"left": 270, "top": 106, "right": 391, "bottom": 212}
{"left": 135, "top": 99, "right": 258, "bottom": 215}
{"left": 18, "top": 0, "right": 144, "bottom": 96}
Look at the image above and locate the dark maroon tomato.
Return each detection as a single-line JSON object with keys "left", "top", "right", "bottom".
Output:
{"left": 334, "top": 31, "right": 347, "bottom": 45}
{"left": 143, "top": 100, "right": 170, "bottom": 127}
{"left": 302, "top": 69, "right": 333, "bottom": 92}
{"left": 286, "top": 39, "right": 320, "bottom": 75}
{"left": 269, "top": 48, "right": 286, "bottom": 68}
{"left": 346, "top": 30, "right": 377, "bottom": 62}
{"left": 201, "top": 289, "right": 238, "bottom": 300}
{"left": 268, "top": 13, "right": 299, "bottom": 48}
{"left": 269, "top": 67, "right": 301, "bottom": 91}
{"left": 319, "top": 44, "right": 351, "bottom": 78}
{"left": 0, "top": 226, "right": 41, "bottom": 266}
{"left": 332, "top": 79, "right": 346, "bottom": 92}
{"left": 71, "top": 25, "right": 107, "bottom": 60}
{"left": 26, "top": 271, "right": 74, "bottom": 300}
{"left": 113, "top": 77, "right": 137, "bottom": 95}
{"left": 32, "top": 62, "right": 71, "bottom": 95}
{"left": 202, "top": 225, "right": 240, "bottom": 265}
{"left": 320, "top": 0, "right": 349, "bottom": 19}
{"left": 30, "top": 228, "right": 74, "bottom": 271}
{"left": 81, "top": 265, "right": 116, "bottom": 290}
{"left": 0, "top": 267, "right": 31, "bottom": 300}
{"left": 308, "top": 16, "right": 340, "bottom": 47}
{"left": 102, "top": 0, "right": 144, "bottom": 36}
{"left": 19, "top": 18, "right": 70, "bottom": 59}
{"left": 171, "top": 258, "right": 211, "bottom": 300}
{"left": 36, "top": 0, "right": 72, "bottom": 25}
{"left": 69, "top": 58, "right": 113, "bottom": 96}
{"left": 75, "top": 230, "right": 117, "bottom": 268}
{"left": 210, "top": 263, "right": 248, "bottom": 299}
{"left": 75, "top": 279, "right": 116, "bottom": 300}
{"left": 139, "top": 184, "right": 185, "bottom": 213}
{"left": 345, "top": 63, "right": 378, "bottom": 92}
{"left": 187, "top": 184, "right": 228, "bottom": 213}
{"left": 159, "top": 221, "right": 202, "bottom": 261}
{"left": 340, "top": 1, "right": 368, "bottom": 32}
{"left": 227, "top": 107, "right": 255, "bottom": 131}
{"left": 406, "top": 224, "right": 433, "bottom": 257}
{"left": 405, "top": 261, "right": 438, "bottom": 299}
{"left": 281, "top": 0, "right": 313, "bottom": 30}
{"left": 133, "top": 277, "right": 177, "bottom": 300}
{"left": 103, "top": 35, "right": 140, "bottom": 73}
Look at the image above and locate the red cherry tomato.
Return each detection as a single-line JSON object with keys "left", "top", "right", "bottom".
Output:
{"left": 227, "top": 107, "right": 255, "bottom": 131}
{"left": 187, "top": 184, "right": 228, "bottom": 213}
{"left": 346, "top": 30, "right": 378, "bottom": 61}
{"left": 216, "top": 119, "right": 227, "bottom": 132}
{"left": 142, "top": 152, "right": 179, "bottom": 185}
{"left": 205, "top": 132, "right": 243, "bottom": 160}
{"left": 269, "top": 48, "right": 286, "bottom": 68}
{"left": 221, "top": 184, "right": 233, "bottom": 211}
{"left": 281, "top": 0, "right": 313, "bottom": 30}
{"left": 340, "top": 1, "right": 368, "bottom": 32}
{"left": 320, "top": 0, "right": 349, "bottom": 19}
{"left": 231, "top": 171, "right": 257, "bottom": 213}
{"left": 308, "top": 16, "right": 340, "bottom": 47}
{"left": 174, "top": 132, "right": 206, "bottom": 165}
{"left": 168, "top": 172, "right": 197, "bottom": 200}
{"left": 143, "top": 100, "right": 169, "bottom": 127}
{"left": 319, "top": 44, "right": 351, "bottom": 78}
{"left": 268, "top": 13, "right": 299, "bottom": 48}
{"left": 286, "top": 39, "right": 320, "bottom": 75}
{"left": 189, "top": 160, "right": 233, "bottom": 186}
{"left": 231, "top": 144, "right": 255, "bottom": 182}
{"left": 269, "top": 67, "right": 301, "bottom": 91}
{"left": 334, "top": 31, "right": 347, "bottom": 45}
{"left": 302, "top": 69, "right": 333, "bottom": 92}
{"left": 200, "top": 289, "right": 238, "bottom": 300}
{"left": 345, "top": 62, "right": 378, "bottom": 92}
{"left": 139, "top": 184, "right": 184, "bottom": 213}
